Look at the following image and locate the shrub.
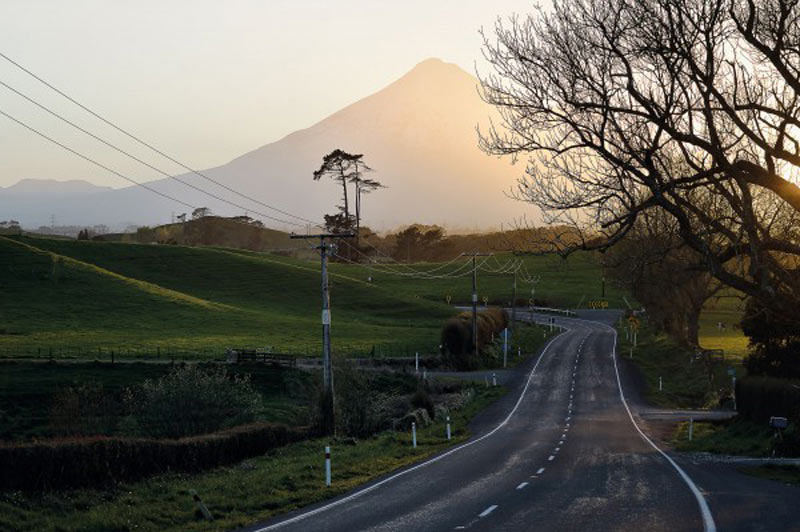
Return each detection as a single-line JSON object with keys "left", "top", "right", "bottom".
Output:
{"left": 0, "top": 423, "right": 307, "bottom": 491}
{"left": 123, "top": 364, "right": 262, "bottom": 439}
{"left": 440, "top": 307, "right": 510, "bottom": 369}
{"left": 411, "top": 387, "right": 435, "bottom": 418}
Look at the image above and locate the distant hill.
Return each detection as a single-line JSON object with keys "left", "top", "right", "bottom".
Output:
{"left": 0, "top": 58, "right": 537, "bottom": 232}
{"left": 113, "top": 216, "right": 297, "bottom": 252}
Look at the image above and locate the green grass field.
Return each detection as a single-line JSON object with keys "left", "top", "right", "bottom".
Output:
{"left": 0, "top": 383, "right": 505, "bottom": 532}
{"left": 0, "top": 235, "right": 616, "bottom": 359}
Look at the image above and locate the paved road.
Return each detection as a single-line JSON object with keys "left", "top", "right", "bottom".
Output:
{"left": 245, "top": 312, "right": 715, "bottom": 532}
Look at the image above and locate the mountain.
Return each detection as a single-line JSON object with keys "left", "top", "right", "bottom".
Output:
{"left": 0, "top": 58, "right": 538, "bottom": 232}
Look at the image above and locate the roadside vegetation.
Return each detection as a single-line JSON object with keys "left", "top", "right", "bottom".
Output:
{"left": 617, "top": 320, "right": 730, "bottom": 410}
{"left": 0, "top": 380, "right": 505, "bottom": 532}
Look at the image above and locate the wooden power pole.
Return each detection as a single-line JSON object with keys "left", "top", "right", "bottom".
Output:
{"left": 467, "top": 253, "right": 491, "bottom": 357}
{"left": 290, "top": 232, "right": 355, "bottom": 435}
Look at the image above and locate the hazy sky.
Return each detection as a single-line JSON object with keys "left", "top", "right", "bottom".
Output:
{"left": 0, "top": 0, "right": 537, "bottom": 189}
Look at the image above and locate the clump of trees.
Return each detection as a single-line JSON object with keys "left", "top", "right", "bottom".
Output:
{"left": 393, "top": 225, "right": 444, "bottom": 262}
{"left": 313, "top": 149, "right": 384, "bottom": 259}
{"left": 605, "top": 212, "right": 719, "bottom": 347}
{"left": 480, "top": 0, "right": 800, "bottom": 371}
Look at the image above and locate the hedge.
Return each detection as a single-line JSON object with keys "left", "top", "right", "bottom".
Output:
{"left": 735, "top": 376, "right": 800, "bottom": 425}
{"left": 441, "top": 307, "right": 510, "bottom": 370}
{"left": 0, "top": 422, "right": 308, "bottom": 491}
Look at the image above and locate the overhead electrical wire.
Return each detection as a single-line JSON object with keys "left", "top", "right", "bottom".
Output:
{"left": 0, "top": 108, "right": 196, "bottom": 210}
{"left": 0, "top": 79, "right": 310, "bottom": 228}
{"left": 0, "top": 51, "right": 322, "bottom": 228}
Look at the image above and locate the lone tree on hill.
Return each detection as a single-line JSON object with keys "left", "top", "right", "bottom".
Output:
{"left": 313, "top": 149, "right": 383, "bottom": 256}
{"left": 480, "top": 0, "right": 800, "bottom": 332}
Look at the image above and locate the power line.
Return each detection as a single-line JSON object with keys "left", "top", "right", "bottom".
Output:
{"left": 0, "top": 51, "right": 322, "bottom": 228}
{"left": 0, "top": 78, "right": 308, "bottom": 228}
{"left": 0, "top": 108, "right": 196, "bottom": 210}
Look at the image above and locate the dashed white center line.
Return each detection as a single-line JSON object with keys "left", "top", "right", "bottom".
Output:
{"left": 559, "top": 440, "right": 564, "bottom": 445}
{"left": 479, "top": 505, "right": 498, "bottom": 518}
{"left": 516, "top": 482, "right": 529, "bottom": 490}
{"left": 548, "top": 455, "right": 555, "bottom": 461}
{"left": 555, "top": 447, "right": 560, "bottom": 452}
{"left": 537, "top": 467, "right": 545, "bottom": 474}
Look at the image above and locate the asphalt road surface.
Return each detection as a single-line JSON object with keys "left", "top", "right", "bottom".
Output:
{"left": 244, "top": 312, "right": 793, "bottom": 532}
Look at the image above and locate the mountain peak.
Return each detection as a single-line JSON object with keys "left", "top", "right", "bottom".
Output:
{"left": 402, "top": 57, "right": 472, "bottom": 81}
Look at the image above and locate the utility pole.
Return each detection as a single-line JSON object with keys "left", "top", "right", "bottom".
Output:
{"left": 290, "top": 232, "right": 355, "bottom": 435}
{"left": 467, "top": 253, "right": 491, "bottom": 358}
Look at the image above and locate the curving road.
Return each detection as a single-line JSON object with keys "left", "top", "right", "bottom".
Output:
{"left": 244, "top": 311, "right": 723, "bottom": 532}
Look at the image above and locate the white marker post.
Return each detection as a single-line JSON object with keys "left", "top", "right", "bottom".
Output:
{"left": 732, "top": 376, "right": 737, "bottom": 411}
{"left": 412, "top": 422, "right": 417, "bottom": 448}
{"left": 446, "top": 415, "right": 451, "bottom": 440}
{"left": 415, "top": 352, "right": 419, "bottom": 374}
{"left": 688, "top": 418, "right": 694, "bottom": 441}
{"left": 659, "top": 376, "right": 663, "bottom": 391}
{"left": 325, "top": 446, "right": 331, "bottom": 487}
{"left": 492, "top": 372, "right": 497, "bottom": 387}
{"left": 518, "top": 346, "right": 522, "bottom": 358}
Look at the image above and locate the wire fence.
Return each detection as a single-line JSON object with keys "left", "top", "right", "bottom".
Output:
{"left": 0, "top": 343, "right": 441, "bottom": 362}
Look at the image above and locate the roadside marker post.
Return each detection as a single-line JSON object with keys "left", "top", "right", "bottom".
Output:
{"left": 492, "top": 372, "right": 497, "bottom": 387}
{"left": 688, "top": 418, "right": 694, "bottom": 441}
{"left": 189, "top": 490, "right": 213, "bottom": 521}
{"left": 446, "top": 416, "right": 451, "bottom": 440}
{"left": 415, "top": 352, "right": 419, "bottom": 374}
{"left": 325, "top": 446, "right": 331, "bottom": 487}
{"left": 412, "top": 422, "right": 417, "bottom": 448}
{"left": 659, "top": 376, "right": 663, "bottom": 391}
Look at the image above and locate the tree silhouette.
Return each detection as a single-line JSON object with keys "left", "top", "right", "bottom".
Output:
{"left": 314, "top": 150, "right": 383, "bottom": 257}
{"left": 480, "top": 0, "right": 800, "bottom": 329}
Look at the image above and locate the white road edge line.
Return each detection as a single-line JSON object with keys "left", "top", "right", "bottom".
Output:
{"left": 479, "top": 505, "right": 498, "bottom": 517}
{"left": 252, "top": 329, "right": 567, "bottom": 531}
{"left": 572, "top": 317, "right": 717, "bottom": 532}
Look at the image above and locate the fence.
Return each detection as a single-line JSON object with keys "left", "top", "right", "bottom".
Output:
{"left": 0, "top": 343, "right": 441, "bottom": 362}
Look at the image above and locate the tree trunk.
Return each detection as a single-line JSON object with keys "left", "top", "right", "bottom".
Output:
{"left": 686, "top": 304, "right": 701, "bottom": 348}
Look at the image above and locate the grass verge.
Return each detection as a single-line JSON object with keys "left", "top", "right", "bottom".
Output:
{"left": 672, "top": 418, "right": 776, "bottom": 456}
{"left": 617, "top": 322, "right": 718, "bottom": 409}
{"left": 0, "top": 384, "right": 505, "bottom": 532}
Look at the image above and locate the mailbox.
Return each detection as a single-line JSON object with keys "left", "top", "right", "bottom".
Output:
{"left": 769, "top": 416, "right": 789, "bottom": 429}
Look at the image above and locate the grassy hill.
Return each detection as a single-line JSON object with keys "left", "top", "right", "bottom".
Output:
{"left": 0, "top": 234, "right": 622, "bottom": 359}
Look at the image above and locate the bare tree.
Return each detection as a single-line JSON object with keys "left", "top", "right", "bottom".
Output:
{"left": 480, "top": 0, "right": 800, "bottom": 323}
